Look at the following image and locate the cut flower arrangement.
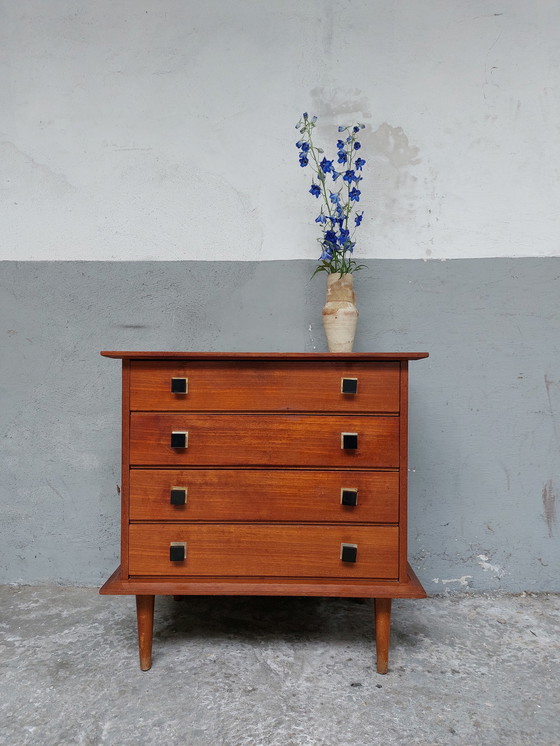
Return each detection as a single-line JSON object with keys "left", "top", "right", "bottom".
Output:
{"left": 295, "top": 112, "right": 367, "bottom": 277}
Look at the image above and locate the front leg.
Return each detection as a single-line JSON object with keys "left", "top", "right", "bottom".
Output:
{"left": 374, "top": 598, "right": 392, "bottom": 674}
{"left": 136, "top": 595, "right": 155, "bottom": 671}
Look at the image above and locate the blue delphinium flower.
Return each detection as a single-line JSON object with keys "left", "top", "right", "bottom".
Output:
{"left": 329, "top": 191, "right": 341, "bottom": 205}
{"left": 294, "top": 113, "right": 368, "bottom": 276}
{"left": 325, "top": 228, "right": 337, "bottom": 242}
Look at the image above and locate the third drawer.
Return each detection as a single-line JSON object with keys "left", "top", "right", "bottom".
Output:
{"left": 129, "top": 469, "right": 399, "bottom": 523}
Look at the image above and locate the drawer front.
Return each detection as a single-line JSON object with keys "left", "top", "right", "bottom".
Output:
{"left": 129, "top": 469, "right": 399, "bottom": 523}
{"left": 129, "top": 414, "right": 399, "bottom": 468}
{"left": 129, "top": 361, "right": 400, "bottom": 413}
{"left": 129, "top": 524, "right": 399, "bottom": 579}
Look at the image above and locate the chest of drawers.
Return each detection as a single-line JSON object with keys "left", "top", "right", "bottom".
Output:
{"left": 100, "top": 351, "right": 428, "bottom": 673}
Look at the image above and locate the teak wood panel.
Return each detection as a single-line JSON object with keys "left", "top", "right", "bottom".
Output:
{"left": 129, "top": 469, "right": 399, "bottom": 523}
{"left": 101, "top": 563, "right": 427, "bottom": 598}
{"left": 129, "top": 414, "right": 400, "bottom": 468}
{"left": 128, "top": 524, "right": 399, "bottom": 579}
{"left": 129, "top": 361, "right": 400, "bottom": 412}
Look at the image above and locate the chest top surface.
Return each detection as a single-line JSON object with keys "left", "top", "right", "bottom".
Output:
{"left": 100, "top": 351, "right": 429, "bottom": 361}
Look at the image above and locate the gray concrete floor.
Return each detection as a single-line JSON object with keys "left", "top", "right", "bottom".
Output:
{"left": 0, "top": 587, "right": 559, "bottom": 746}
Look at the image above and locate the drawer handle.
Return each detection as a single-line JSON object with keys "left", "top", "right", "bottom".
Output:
{"left": 341, "top": 377, "right": 358, "bottom": 394}
{"left": 341, "top": 432, "right": 358, "bottom": 450}
{"left": 170, "top": 487, "right": 187, "bottom": 505}
{"left": 171, "top": 431, "right": 188, "bottom": 449}
{"left": 340, "top": 543, "right": 358, "bottom": 563}
{"left": 341, "top": 488, "right": 358, "bottom": 506}
{"left": 169, "top": 542, "right": 187, "bottom": 562}
{"left": 171, "top": 377, "right": 188, "bottom": 394}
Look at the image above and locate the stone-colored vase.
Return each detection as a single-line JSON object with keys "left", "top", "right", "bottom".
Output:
{"left": 322, "top": 272, "right": 358, "bottom": 352}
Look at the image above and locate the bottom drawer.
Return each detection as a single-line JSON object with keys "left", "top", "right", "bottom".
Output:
{"left": 128, "top": 524, "right": 399, "bottom": 579}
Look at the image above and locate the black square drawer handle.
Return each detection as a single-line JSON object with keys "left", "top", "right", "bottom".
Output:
{"left": 171, "top": 431, "right": 189, "bottom": 449}
{"left": 340, "top": 543, "right": 358, "bottom": 563}
{"left": 170, "top": 487, "right": 187, "bottom": 505}
{"left": 169, "top": 542, "right": 187, "bottom": 562}
{"left": 341, "top": 377, "right": 358, "bottom": 394}
{"left": 171, "top": 377, "right": 188, "bottom": 394}
{"left": 341, "top": 432, "right": 358, "bottom": 450}
{"left": 341, "top": 488, "right": 358, "bottom": 506}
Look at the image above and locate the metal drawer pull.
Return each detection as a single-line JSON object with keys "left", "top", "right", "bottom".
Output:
{"left": 171, "top": 377, "right": 188, "bottom": 394}
{"left": 341, "top": 377, "right": 358, "bottom": 394}
{"left": 169, "top": 542, "right": 187, "bottom": 562}
{"left": 341, "top": 432, "right": 358, "bottom": 450}
{"left": 170, "top": 431, "right": 188, "bottom": 448}
{"left": 170, "top": 487, "right": 187, "bottom": 505}
{"left": 341, "top": 488, "right": 358, "bottom": 506}
{"left": 340, "top": 543, "right": 358, "bottom": 563}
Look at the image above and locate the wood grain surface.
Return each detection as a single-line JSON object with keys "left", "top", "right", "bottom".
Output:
{"left": 129, "top": 361, "right": 400, "bottom": 412}
{"left": 128, "top": 524, "right": 399, "bottom": 579}
{"left": 129, "top": 414, "right": 399, "bottom": 467}
{"left": 129, "top": 468, "right": 399, "bottom": 523}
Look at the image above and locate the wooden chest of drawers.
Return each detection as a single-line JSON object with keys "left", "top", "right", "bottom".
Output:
{"left": 100, "top": 351, "right": 428, "bottom": 673}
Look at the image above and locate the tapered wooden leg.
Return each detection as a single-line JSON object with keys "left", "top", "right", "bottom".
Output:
{"left": 374, "top": 598, "right": 392, "bottom": 674}
{"left": 136, "top": 595, "right": 155, "bottom": 671}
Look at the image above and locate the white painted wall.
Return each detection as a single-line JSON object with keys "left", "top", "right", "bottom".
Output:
{"left": 2, "top": 0, "right": 559, "bottom": 261}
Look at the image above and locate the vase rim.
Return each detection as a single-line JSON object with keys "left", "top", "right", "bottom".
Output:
{"left": 327, "top": 271, "right": 353, "bottom": 282}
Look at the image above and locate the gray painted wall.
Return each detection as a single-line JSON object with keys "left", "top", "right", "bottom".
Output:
{"left": 1, "top": 259, "right": 558, "bottom": 592}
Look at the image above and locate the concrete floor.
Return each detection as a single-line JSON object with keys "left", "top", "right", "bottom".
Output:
{"left": 0, "top": 587, "right": 558, "bottom": 746}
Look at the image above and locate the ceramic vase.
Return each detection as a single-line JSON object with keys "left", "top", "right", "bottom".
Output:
{"left": 322, "top": 272, "right": 358, "bottom": 352}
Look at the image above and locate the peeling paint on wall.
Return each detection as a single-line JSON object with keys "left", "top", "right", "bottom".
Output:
{"left": 477, "top": 554, "right": 505, "bottom": 578}
{"left": 432, "top": 576, "right": 473, "bottom": 587}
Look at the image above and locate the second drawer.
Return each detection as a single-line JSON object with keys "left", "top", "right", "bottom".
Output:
{"left": 129, "top": 414, "right": 399, "bottom": 467}
{"left": 129, "top": 469, "right": 399, "bottom": 523}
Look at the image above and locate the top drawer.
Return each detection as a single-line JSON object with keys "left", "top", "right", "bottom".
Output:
{"left": 129, "top": 361, "right": 400, "bottom": 412}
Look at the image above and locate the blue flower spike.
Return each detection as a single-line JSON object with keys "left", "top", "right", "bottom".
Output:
{"left": 294, "top": 113, "right": 367, "bottom": 276}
